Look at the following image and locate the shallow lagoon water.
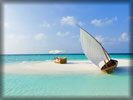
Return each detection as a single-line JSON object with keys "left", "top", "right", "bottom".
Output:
{"left": 3, "top": 54, "right": 131, "bottom": 97}
{"left": 3, "top": 72, "right": 130, "bottom": 97}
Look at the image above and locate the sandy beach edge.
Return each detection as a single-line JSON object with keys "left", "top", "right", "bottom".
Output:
{"left": 3, "top": 59, "right": 132, "bottom": 75}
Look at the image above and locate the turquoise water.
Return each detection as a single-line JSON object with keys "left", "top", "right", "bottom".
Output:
{"left": 2, "top": 53, "right": 133, "bottom": 64}
{"left": 3, "top": 54, "right": 131, "bottom": 97}
{"left": 3, "top": 73, "right": 130, "bottom": 97}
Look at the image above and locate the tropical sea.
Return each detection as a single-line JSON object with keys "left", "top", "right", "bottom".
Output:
{"left": 2, "top": 53, "right": 132, "bottom": 97}
{"left": 3, "top": 53, "right": 133, "bottom": 64}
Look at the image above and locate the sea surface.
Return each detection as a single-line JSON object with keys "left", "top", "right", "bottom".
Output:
{"left": 2, "top": 54, "right": 132, "bottom": 97}
{"left": 2, "top": 53, "right": 133, "bottom": 64}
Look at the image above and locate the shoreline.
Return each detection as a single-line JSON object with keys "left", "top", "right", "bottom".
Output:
{"left": 4, "top": 59, "right": 131, "bottom": 75}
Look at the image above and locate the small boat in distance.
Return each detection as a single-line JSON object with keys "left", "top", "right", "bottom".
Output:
{"left": 79, "top": 26, "right": 118, "bottom": 74}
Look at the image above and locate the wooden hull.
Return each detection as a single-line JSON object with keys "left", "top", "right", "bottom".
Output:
{"left": 101, "top": 59, "right": 118, "bottom": 74}
{"left": 54, "top": 58, "right": 67, "bottom": 64}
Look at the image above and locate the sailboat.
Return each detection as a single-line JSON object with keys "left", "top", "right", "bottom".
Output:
{"left": 79, "top": 26, "right": 118, "bottom": 74}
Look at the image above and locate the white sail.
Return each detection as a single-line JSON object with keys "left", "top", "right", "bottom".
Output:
{"left": 80, "top": 27, "right": 110, "bottom": 67}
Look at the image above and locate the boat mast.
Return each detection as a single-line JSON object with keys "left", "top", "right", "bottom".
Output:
{"left": 100, "top": 43, "right": 110, "bottom": 62}
{"left": 78, "top": 25, "right": 111, "bottom": 62}
{"left": 100, "top": 44, "right": 110, "bottom": 67}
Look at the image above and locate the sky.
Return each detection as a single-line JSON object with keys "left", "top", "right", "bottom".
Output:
{"left": 3, "top": 3, "right": 130, "bottom": 54}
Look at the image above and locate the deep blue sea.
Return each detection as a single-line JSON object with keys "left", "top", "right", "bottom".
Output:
{"left": 3, "top": 53, "right": 132, "bottom": 97}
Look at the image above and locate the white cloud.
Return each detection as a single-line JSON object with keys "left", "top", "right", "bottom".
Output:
{"left": 61, "top": 16, "right": 84, "bottom": 26}
{"left": 119, "top": 32, "right": 129, "bottom": 41}
{"left": 34, "top": 33, "right": 46, "bottom": 40}
{"left": 4, "top": 33, "right": 30, "bottom": 54}
{"left": 6, "top": 34, "right": 26, "bottom": 40}
{"left": 95, "top": 35, "right": 104, "bottom": 43}
{"left": 94, "top": 32, "right": 129, "bottom": 45}
{"left": 4, "top": 32, "right": 48, "bottom": 54}
{"left": 56, "top": 32, "right": 70, "bottom": 37}
{"left": 4, "top": 32, "right": 49, "bottom": 54}
{"left": 91, "top": 16, "right": 118, "bottom": 26}
{"left": 61, "top": 16, "right": 76, "bottom": 26}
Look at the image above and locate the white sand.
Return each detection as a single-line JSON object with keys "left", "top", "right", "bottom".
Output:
{"left": 3, "top": 59, "right": 132, "bottom": 75}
